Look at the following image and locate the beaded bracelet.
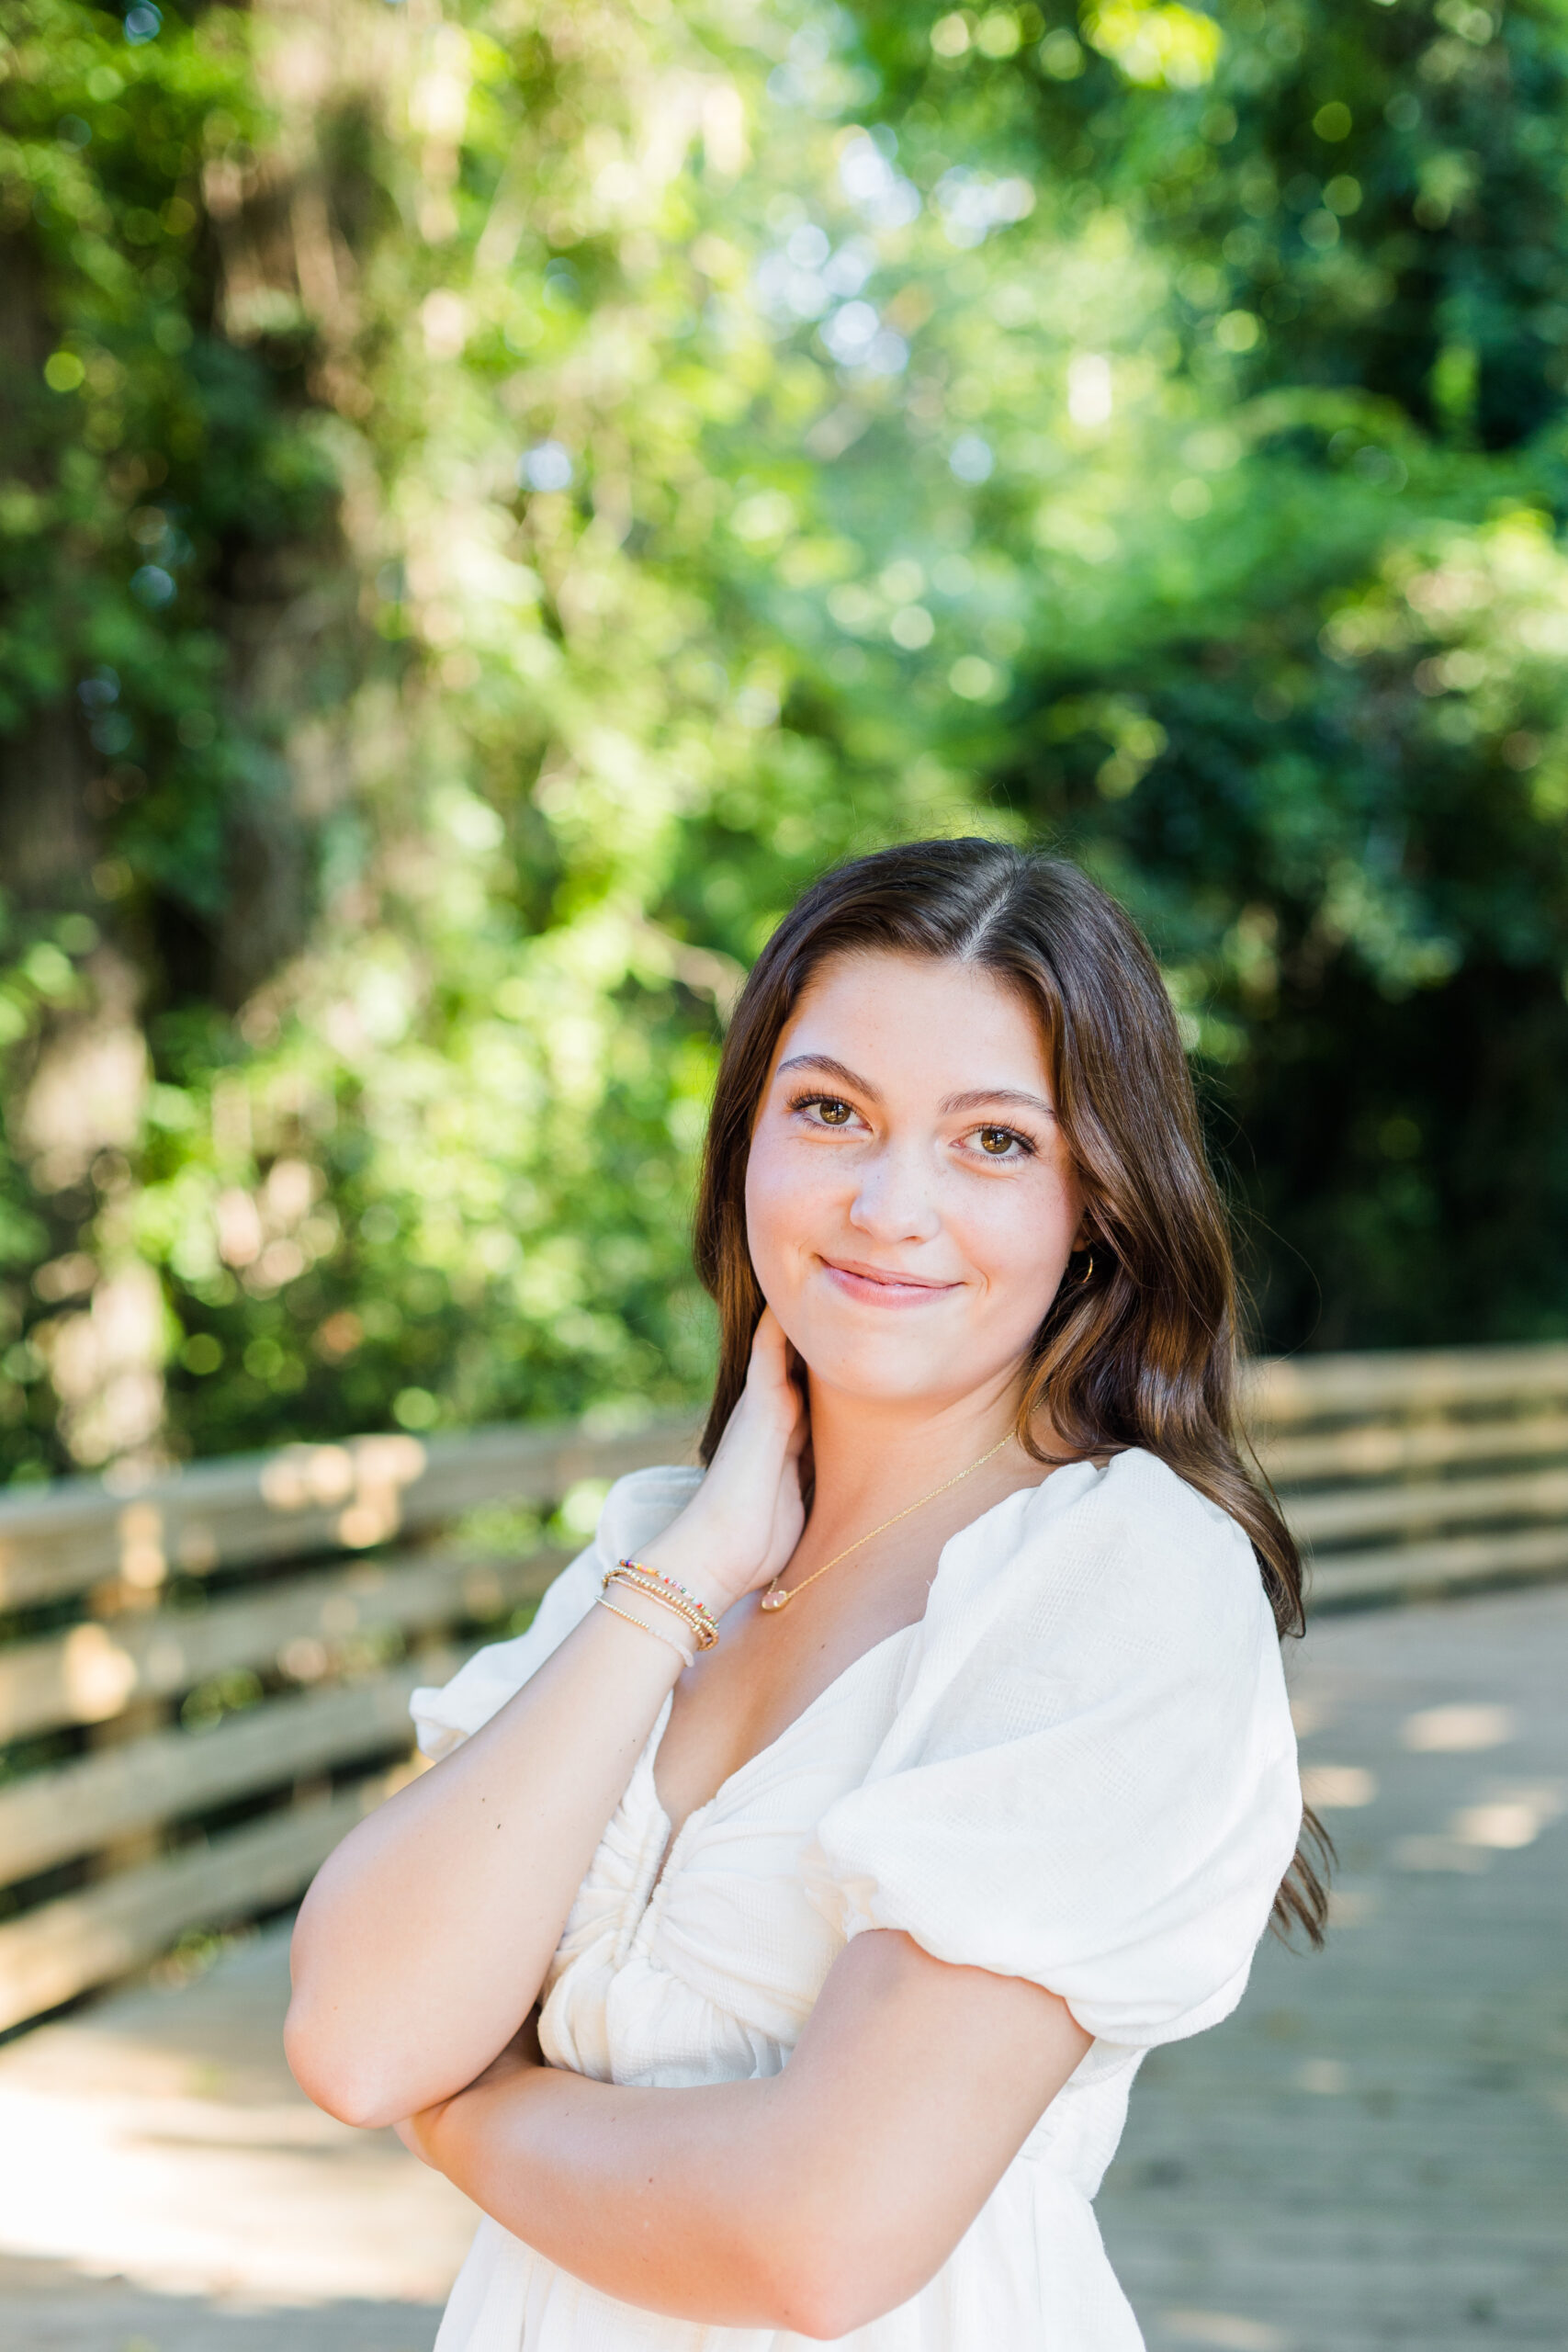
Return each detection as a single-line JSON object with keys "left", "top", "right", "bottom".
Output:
{"left": 597, "top": 1593, "right": 694, "bottom": 1669}
{"left": 603, "top": 1566, "right": 716, "bottom": 1653}
{"left": 610, "top": 1557, "right": 720, "bottom": 1649}
{"left": 617, "top": 1555, "right": 719, "bottom": 1634}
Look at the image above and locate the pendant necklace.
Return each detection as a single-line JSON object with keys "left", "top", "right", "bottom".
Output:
{"left": 759, "top": 1431, "right": 1013, "bottom": 1613}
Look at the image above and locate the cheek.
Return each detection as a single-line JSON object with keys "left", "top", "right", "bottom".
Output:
{"left": 743, "top": 1135, "right": 827, "bottom": 1282}
{"left": 960, "top": 1175, "right": 1079, "bottom": 1307}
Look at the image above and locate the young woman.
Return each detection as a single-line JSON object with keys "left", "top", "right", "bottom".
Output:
{"left": 286, "top": 838, "right": 1324, "bottom": 2350}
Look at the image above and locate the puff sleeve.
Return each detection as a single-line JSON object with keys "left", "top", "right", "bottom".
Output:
{"left": 802, "top": 1452, "right": 1303, "bottom": 2049}
{"left": 409, "top": 1464, "right": 703, "bottom": 1762}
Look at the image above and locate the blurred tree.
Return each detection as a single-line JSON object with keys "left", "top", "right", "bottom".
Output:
{"left": 845, "top": 0, "right": 1568, "bottom": 1346}
{"left": 0, "top": 0, "right": 1564, "bottom": 1479}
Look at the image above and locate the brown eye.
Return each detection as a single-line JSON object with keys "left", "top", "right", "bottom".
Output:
{"left": 978, "top": 1126, "right": 1017, "bottom": 1156}
{"left": 817, "top": 1099, "right": 852, "bottom": 1125}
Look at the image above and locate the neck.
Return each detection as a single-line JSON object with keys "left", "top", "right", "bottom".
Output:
{"left": 802, "top": 1373, "right": 1028, "bottom": 1540}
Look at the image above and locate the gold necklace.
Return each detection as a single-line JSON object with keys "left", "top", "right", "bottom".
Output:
{"left": 759, "top": 1432, "right": 1014, "bottom": 1613}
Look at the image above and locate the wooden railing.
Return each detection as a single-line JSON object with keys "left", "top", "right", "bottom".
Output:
{"left": 1249, "top": 1343, "right": 1568, "bottom": 1605}
{"left": 0, "top": 1414, "right": 699, "bottom": 2038}
{"left": 1, "top": 1341, "right": 1565, "bottom": 2037}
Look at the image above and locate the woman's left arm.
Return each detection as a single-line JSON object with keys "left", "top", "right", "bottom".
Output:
{"left": 403, "top": 1926, "right": 1090, "bottom": 2339}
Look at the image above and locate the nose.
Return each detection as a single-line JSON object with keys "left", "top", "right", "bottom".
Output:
{"left": 847, "top": 1137, "right": 942, "bottom": 1245}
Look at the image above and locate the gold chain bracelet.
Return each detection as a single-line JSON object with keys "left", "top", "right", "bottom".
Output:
{"left": 597, "top": 1593, "right": 694, "bottom": 1669}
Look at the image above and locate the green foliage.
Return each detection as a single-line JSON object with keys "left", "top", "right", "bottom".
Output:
{"left": 1, "top": 0, "right": 1566, "bottom": 1477}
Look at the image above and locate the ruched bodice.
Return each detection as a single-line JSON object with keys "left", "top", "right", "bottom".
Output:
{"left": 412, "top": 1454, "right": 1303, "bottom": 2350}
{"left": 540, "top": 1629, "right": 913, "bottom": 2092}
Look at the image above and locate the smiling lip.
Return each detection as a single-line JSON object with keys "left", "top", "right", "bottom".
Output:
{"left": 819, "top": 1256, "right": 960, "bottom": 1306}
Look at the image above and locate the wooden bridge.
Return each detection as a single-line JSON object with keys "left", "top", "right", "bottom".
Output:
{"left": 0, "top": 1346, "right": 1564, "bottom": 2349}
{"left": 4, "top": 1344, "right": 1568, "bottom": 2040}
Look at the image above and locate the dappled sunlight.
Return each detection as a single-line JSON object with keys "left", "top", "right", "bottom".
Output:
{"left": 0, "top": 1928, "right": 473, "bottom": 2310}
{"left": 1298, "top": 1763, "right": 1376, "bottom": 1809}
{"left": 1162, "top": 2316, "right": 1287, "bottom": 2352}
{"left": 1402, "top": 1702, "right": 1516, "bottom": 1752}
{"left": 1393, "top": 1779, "right": 1563, "bottom": 1871}
{"left": 1101, "top": 1584, "right": 1568, "bottom": 2347}
{"left": 1450, "top": 1782, "right": 1563, "bottom": 1850}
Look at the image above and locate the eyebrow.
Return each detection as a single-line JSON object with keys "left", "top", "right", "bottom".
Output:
{"left": 940, "top": 1087, "right": 1056, "bottom": 1120}
{"left": 777, "top": 1053, "right": 882, "bottom": 1100}
{"left": 775, "top": 1055, "right": 1055, "bottom": 1121}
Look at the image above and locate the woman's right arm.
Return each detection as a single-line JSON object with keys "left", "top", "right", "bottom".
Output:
{"left": 284, "top": 1313, "right": 807, "bottom": 2131}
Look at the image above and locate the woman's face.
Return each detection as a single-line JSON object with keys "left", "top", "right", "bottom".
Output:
{"left": 744, "top": 950, "right": 1087, "bottom": 1415}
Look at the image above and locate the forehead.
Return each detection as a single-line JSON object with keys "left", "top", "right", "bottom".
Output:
{"left": 775, "top": 950, "right": 1050, "bottom": 1082}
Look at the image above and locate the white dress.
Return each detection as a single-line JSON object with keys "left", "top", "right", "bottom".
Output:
{"left": 411, "top": 1450, "right": 1303, "bottom": 2352}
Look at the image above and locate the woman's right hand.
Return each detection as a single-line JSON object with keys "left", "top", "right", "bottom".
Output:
{"left": 289, "top": 1323, "right": 806, "bottom": 2130}
{"left": 638, "top": 1308, "right": 807, "bottom": 1615}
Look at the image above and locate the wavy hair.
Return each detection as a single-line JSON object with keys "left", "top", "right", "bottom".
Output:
{"left": 693, "top": 837, "right": 1330, "bottom": 1946}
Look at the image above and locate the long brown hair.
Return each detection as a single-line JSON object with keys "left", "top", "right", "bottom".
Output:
{"left": 693, "top": 837, "right": 1330, "bottom": 1946}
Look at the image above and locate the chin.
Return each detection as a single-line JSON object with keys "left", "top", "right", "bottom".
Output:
{"left": 791, "top": 1325, "right": 977, "bottom": 1403}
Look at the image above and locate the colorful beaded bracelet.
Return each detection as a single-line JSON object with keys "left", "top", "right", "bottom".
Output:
{"left": 614, "top": 1557, "right": 720, "bottom": 1645}
{"left": 604, "top": 1562, "right": 718, "bottom": 1651}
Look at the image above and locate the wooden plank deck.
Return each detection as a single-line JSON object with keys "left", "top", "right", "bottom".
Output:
{"left": 0, "top": 1923, "right": 474, "bottom": 2350}
{"left": 0, "top": 1580, "right": 1562, "bottom": 2350}
{"left": 1100, "top": 1581, "right": 1568, "bottom": 2352}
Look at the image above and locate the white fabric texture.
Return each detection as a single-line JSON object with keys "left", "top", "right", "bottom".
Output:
{"left": 410, "top": 1449, "right": 1302, "bottom": 2352}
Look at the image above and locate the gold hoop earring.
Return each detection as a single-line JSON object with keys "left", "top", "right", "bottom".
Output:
{"left": 1078, "top": 1251, "right": 1095, "bottom": 1286}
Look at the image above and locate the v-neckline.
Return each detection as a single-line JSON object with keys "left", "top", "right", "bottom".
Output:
{"left": 642, "top": 1615, "right": 920, "bottom": 1889}
{"left": 641, "top": 1469, "right": 1064, "bottom": 1871}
